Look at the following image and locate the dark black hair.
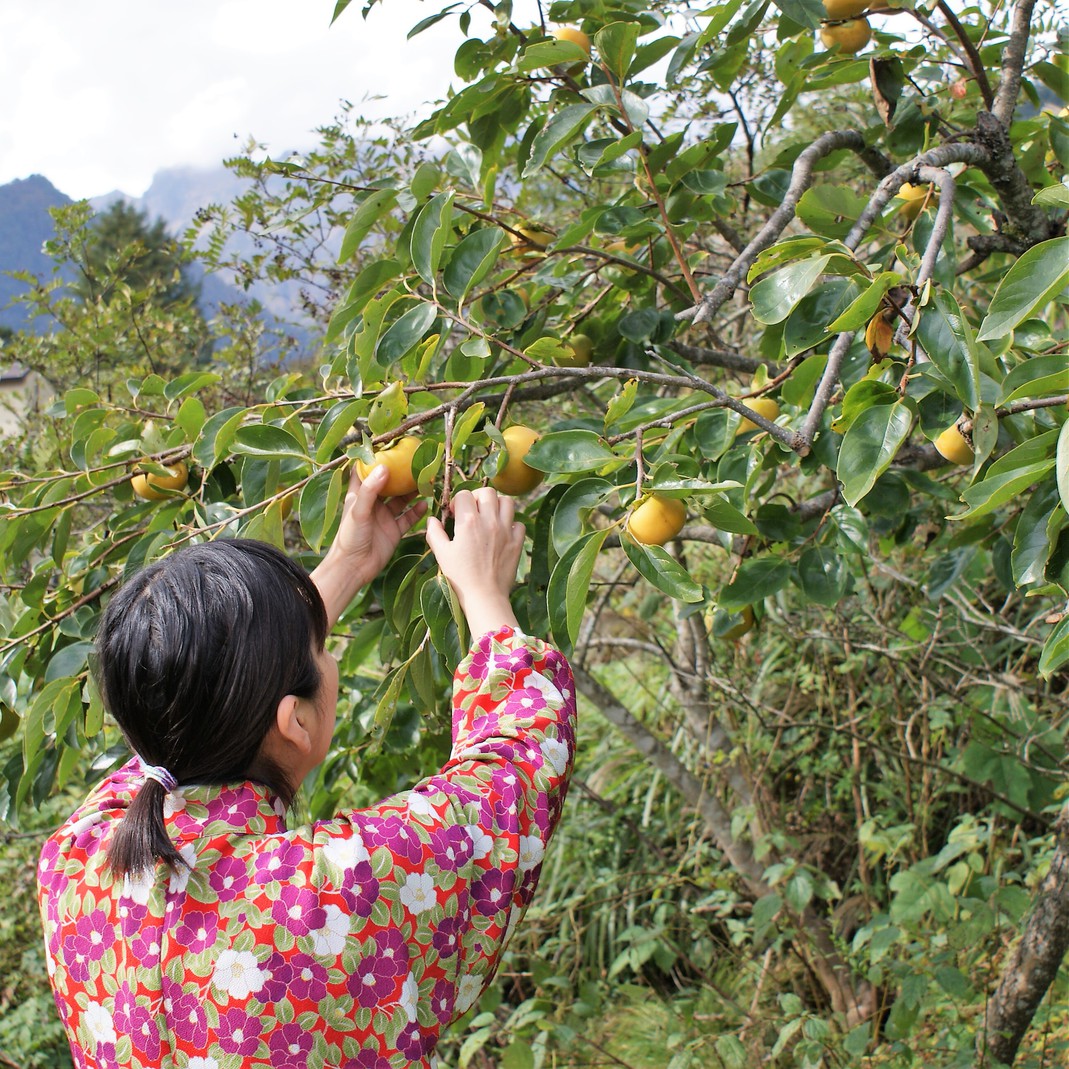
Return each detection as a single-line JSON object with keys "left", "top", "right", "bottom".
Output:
{"left": 98, "top": 538, "right": 329, "bottom": 877}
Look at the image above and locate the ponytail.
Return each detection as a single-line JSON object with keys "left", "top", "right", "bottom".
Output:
{"left": 95, "top": 538, "right": 329, "bottom": 881}
{"left": 108, "top": 777, "right": 188, "bottom": 879}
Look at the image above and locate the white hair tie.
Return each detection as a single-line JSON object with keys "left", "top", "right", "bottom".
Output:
{"left": 142, "top": 764, "right": 178, "bottom": 793}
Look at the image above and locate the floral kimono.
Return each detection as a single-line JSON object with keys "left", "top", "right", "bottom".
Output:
{"left": 39, "top": 627, "right": 576, "bottom": 1068}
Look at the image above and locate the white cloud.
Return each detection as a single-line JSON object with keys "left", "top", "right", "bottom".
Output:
{"left": 0, "top": 0, "right": 537, "bottom": 199}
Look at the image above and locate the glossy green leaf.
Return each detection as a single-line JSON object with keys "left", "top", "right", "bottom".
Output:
{"left": 720, "top": 556, "right": 791, "bottom": 611}
{"left": 1058, "top": 418, "right": 1069, "bottom": 515}
{"left": 826, "top": 272, "right": 903, "bottom": 334}
{"left": 622, "top": 538, "right": 704, "bottom": 602}
{"left": 916, "top": 292, "right": 982, "bottom": 411}
{"left": 232, "top": 425, "right": 308, "bottom": 462}
{"left": 411, "top": 191, "right": 455, "bottom": 287}
{"left": 954, "top": 460, "right": 1054, "bottom": 521}
{"left": 377, "top": 303, "right": 437, "bottom": 366}
{"left": 522, "top": 104, "right": 600, "bottom": 179}
{"left": 749, "top": 255, "right": 831, "bottom": 325}
{"left": 1039, "top": 615, "right": 1069, "bottom": 677}
{"left": 300, "top": 467, "right": 346, "bottom": 552}
{"left": 998, "top": 354, "right": 1069, "bottom": 405}
{"left": 525, "top": 430, "right": 619, "bottom": 473}
{"left": 1012, "top": 481, "right": 1060, "bottom": 586}
{"left": 795, "top": 547, "right": 850, "bottom": 606}
{"left": 837, "top": 401, "right": 913, "bottom": 506}
{"left": 339, "top": 189, "right": 398, "bottom": 263}
{"left": 977, "top": 238, "right": 1069, "bottom": 341}
{"left": 443, "top": 228, "right": 505, "bottom": 302}
{"left": 594, "top": 22, "right": 640, "bottom": 80}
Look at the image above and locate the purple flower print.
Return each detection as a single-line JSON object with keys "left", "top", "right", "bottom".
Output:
{"left": 500, "top": 645, "right": 534, "bottom": 675}
{"left": 117, "top": 899, "right": 147, "bottom": 938}
{"left": 166, "top": 989, "right": 208, "bottom": 1046}
{"left": 127, "top": 1006, "right": 162, "bottom": 1062}
{"left": 254, "top": 837, "right": 306, "bottom": 884}
{"left": 471, "top": 869, "right": 513, "bottom": 917}
{"left": 268, "top": 1022, "right": 315, "bottom": 1066}
{"left": 338, "top": 860, "right": 380, "bottom": 919}
{"left": 288, "top": 952, "right": 330, "bottom": 1003}
{"left": 62, "top": 909, "right": 113, "bottom": 983}
{"left": 209, "top": 854, "right": 250, "bottom": 901}
{"left": 257, "top": 952, "right": 294, "bottom": 1005}
{"left": 432, "top": 913, "right": 466, "bottom": 958}
{"left": 361, "top": 815, "right": 424, "bottom": 864}
{"left": 397, "top": 1022, "right": 435, "bottom": 1061}
{"left": 466, "top": 643, "right": 491, "bottom": 680}
{"left": 271, "top": 883, "right": 319, "bottom": 934}
{"left": 430, "top": 978, "right": 455, "bottom": 1023}
{"left": 342, "top": 1051, "right": 393, "bottom": 1069}
{"left": 174, "top": 909, "right": 218, "bottom": 955}
{"left": 503, "top": 685, "right": 546, "bottom": 718}
{"left": 129, "top": 925, "right": 161, "bottom": 969}
{"left": 217, "top": 1006, "right": 263, "bottom": 1056}
{"left": 429, "top": 825, "right": 474, "bottom": 873}
{"left": 346, "top": 929, "right": 409, "bottom": 1007}
{"left": 205, "top": 788, "right": 261, "bottom": 825}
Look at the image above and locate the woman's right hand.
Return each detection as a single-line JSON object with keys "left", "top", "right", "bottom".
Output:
{"left": 425, "top": 488, "right": 524, "bottom": 637}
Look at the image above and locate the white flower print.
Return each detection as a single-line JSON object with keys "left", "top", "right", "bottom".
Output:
{"left": 309, "top": 903, "right": 350, "bottom": 956}
{"left": 212, "top": 949, "right": 266, "bottom": 1000}
{"left": 517, "top": 834, "right": 545, "bottom": 872}
{"left": 540, "top": 737, "right": 569, "bottom": 775}
{"left": 406, "top": 792, "right": 435, "bottom": 819}
{"left": 167, "top": 843, "right": 198, "bottom": 895}
{"left": 83, "top": 1000, "right": 117, "bottom": 1045}
{"left": 399, "top": 872, "right": 438, "bottom": 915}
{"left": 322, "top": 832, "right": 370, "bottom": 872}
{"left": 455, "top": 973, "right": 483, "bottom": 1014}
{"left": 162, "top": 790, "right": 187, "bottom": 818}
{"left": 466, "top": 825, "right": 493, "bottom": 861}
{"left": 122, "top": 868, "right": 154, "bottom": 907}
{"left": 400, "top": 971, "right": 419, "bottom": 1022}
{"left": 186, "top": 1059, "right": 220, "bottom": 1069}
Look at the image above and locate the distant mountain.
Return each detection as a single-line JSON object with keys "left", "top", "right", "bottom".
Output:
{"left": 0, "top": 175, "right": 71, "bottom": 330}
{"left": 0, "top": 167, "right": 316, "bottom": 352}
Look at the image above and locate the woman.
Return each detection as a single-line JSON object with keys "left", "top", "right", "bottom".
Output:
{"left": 38, "top": 464, "right": 576, "bottom": 1068}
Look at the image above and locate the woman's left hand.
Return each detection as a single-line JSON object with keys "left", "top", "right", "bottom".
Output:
{"left": 311, "top": 465, "right": 427, "bottom": 628}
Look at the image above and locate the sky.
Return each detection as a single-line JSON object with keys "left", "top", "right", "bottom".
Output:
{"left": 0, "top": 0, "right": 514, "bottom": 200}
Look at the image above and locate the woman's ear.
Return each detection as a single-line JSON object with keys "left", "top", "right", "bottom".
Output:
{"left": 274, "top": 694, "right": 314, "bottom": 756}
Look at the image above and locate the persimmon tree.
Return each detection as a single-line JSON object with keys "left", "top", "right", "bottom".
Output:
{"left": 1, "top": 0, "right": 1067, "bottom": 1064}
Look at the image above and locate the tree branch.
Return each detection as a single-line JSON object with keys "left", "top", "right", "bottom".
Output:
{"left": 991, "top": 0, "right": 1038, "bottom": 128}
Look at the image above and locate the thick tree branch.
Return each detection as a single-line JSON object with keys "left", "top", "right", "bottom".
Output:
{"left": 668, "top": 340, "right": 777, "bottom": 376}
{"left": 982, "top": 805, "right": 1069, "bottom": 1066}
{"left": 685, "top": 130, "right": 872, "bottom": 324}
{"left": 991, "top": 0, "right": 1038, "bottom": 128}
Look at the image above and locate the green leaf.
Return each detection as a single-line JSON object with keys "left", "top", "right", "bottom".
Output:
{"left": 377, "top": 303, "right": 437, "bottom": 365}
{"left": 955, "top": 460, "right": 1055, "bottom": 521}
{"left": 998, "top": 354, "right": 1069, "bottom": 405}
{"left": 977, "top": 239, "right": 1069, "bottom": 341}
{"left": 916, "top": 292, "right": 983, "bottom": 411}
{"left": 300, "top": 468, "right": 346, "bottom": 552}
{"left": 702, "top": 496, "right": 758, "bottom": 535}
{"left": 594, "top": 22, "right": 640, "bottom": 81}
{"left": 837, "top": 401, "right": 913, "bottom": 506}
{"left": 44, "top": 642, "right": 94, "bottom": 684}
{"left": 164, "top": 371, "right": 221, "bottom": 402}
{"left": 517, "top": 39, "right": 589, "bottom": 72}
{"left": 771, "top": 0, "right": 824, "bottom": 31}
{"left": 720, "top": 556, "right": 791, "bottom": 611}
{"left": 604, "top": 378, "right": 639, "bottom": 430}
{"left": 411, "top": 191, "right": 455, "bottom": 287}
{"left": 622, "top": 538, "right": 704, "bottom": 602}
{"left": 194, "top": 406, "right": 245, "bottom": 469}
{"left": 1033, "top": 182, "right": 1069, "bottom": 209}
{"left": 783, "top": 279, "right": 863, "bottom": 356}
{"left": 367, "top": 381, "right": 409, "bottom": 436}
{"left": 795, "top": 547, "right": 850, "bottom": 606}
{"left": 525, "top": 430, "right": 619, "bottom": 473}
{"left": 232, "top": 425, "right": 308, "bottom": 462}
{"left": 796, "top": 185, "right": 869, "bottom": 239}
{"left": 443, "top": 227, "right": 505, "bottom": 302}
{"left": 314, "top": 399, "right": 364, "bottom": 463}
{"left": 566, "top": 529, "right": 610, "bottom": 644}
{"left": 1040, "top": 615, "right": 1069, "bottom": 677}
{"left": 551, "top": 479, "right": 614, "bottom": 555}
{"left": 827, "top": 272, "right": 903, "bottom": 334}
{"left": 1012, "top": 481, "right": 1060, "bottom": 586}
{"left": 749, "top": 255, "right": 831, "bottom": 325}
{"left": 339, "top": 189, "right": 398, "bottom": 263}
{"left": 522, "top": 104, "right": 600, "bottom": 179}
